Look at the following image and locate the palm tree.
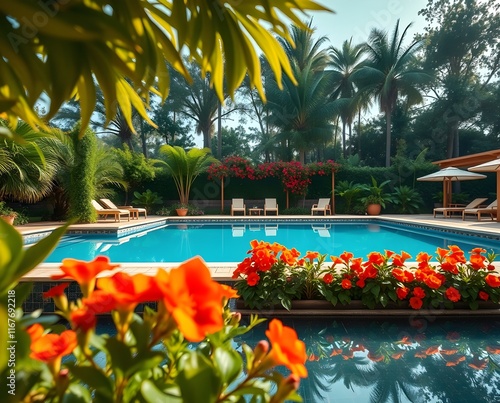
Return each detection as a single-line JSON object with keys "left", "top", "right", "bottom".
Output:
{"left": 329, "top": 39, "right": 366, "bottom": 157}
{"left": 266, "top": 23, "right": 338, "bottom": 163}
{"left": 158, "top": 145, "right": 217, "bottom": 206}
{"left": 353, "top": 20, "right": 432, "bottom": 167}
{"left": 169, "top": 62, "right": 240, "bottom": 150}
{"left": 0, "top": 120, "right": 59, "bottom": 202}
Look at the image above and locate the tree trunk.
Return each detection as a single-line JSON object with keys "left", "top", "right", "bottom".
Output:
{"left": 342, "top": 120, "right": 346, "bottom": 158}
{"left": 299, "top": 149, "right": 305, "bottom": 164}
{"left": 385, "top": 109, "right": 392, "bottom": 168}
{"left": 217, "top": 102, "right": 222, "bottom": 158}
{"left": 348, "top": 122, "right": 352, "bottom": 157}
{"left": 140, "top": 119, "right": 148, "bottom": 158}
{"left": 357, "top": 109, "right": 362, "bottom": 159}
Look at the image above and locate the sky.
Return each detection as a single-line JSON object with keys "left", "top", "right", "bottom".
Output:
{"left": 309, "top": 0, "right": 429, "bottom": 48}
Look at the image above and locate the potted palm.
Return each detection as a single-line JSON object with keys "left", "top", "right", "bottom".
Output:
{"left": 360, "top": 176, "right": 393, "bottom": 215}
{"left": 158, "top": 146, "right": 217, "bottom": 216}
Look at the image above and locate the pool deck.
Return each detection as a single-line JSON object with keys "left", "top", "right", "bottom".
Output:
{"left": 17, "top": 213, "right": 500, "bottom": 282}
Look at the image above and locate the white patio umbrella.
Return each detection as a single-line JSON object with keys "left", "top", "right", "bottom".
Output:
{"left": 417, "top": 167, "right": 486, "bottom": 208}
{"left": 468, "top": 158, "right": 500, "bottom": 222}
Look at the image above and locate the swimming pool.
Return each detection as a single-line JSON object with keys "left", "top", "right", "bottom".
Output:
{"left": 43, "top": 221, "right": 500, "bottom": 263}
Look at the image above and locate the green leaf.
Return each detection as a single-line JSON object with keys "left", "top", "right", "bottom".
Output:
{"left": 141, "top": 380, "right": 182, "bottom": 403}
{"left": 62, "top": 383, "right": 92, "bottom": 403}
{"left": 177, "top": 351, "right": 220, "bottom": 403}
{"left": 125, "top": 352, "right": 164, "bottom": 378}
{"left": 69, "top": 365, "right": 113, "bottom": 396}
{"left": 13, "top": 282, "right": 33, "bottom": 308}
{"left": 370, "top": 284, "right": 381, "bottom": 297}
{"left": 106, "top": 338, "right": 133, "bottom": 374}
{"left": 213, "top": 347, "right": 242, "bottom": 385}
{"left": 469, "top": 300, "right": 479, "bottom": 310}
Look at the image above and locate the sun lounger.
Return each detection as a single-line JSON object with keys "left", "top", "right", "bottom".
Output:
{"left": 91, "top": 200, "right": 130, "bottom": 222}
{"left": 462, "top": 200, "right": 497, "bottom": 221}
{"left": 264, "top": 198, "right": 278, "bottom": 215}
{"left": 311, "top": 198, "right": 331, "bottom": 215}
{"left": 433, "top": 197, "right": 487, "bottom": 218}
{"left": 100, "top": 198, "right": 147, "bottom": 219}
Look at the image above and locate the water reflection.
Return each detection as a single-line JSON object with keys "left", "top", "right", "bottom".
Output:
{"left": 236, "top": 317, "right": 500, "bottom": 403}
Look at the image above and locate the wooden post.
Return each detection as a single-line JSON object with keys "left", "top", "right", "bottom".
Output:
{"left": 497, "top": 171, "right": 500, "bottom": 222}
{"left": 442, "top": 180, "right": 448, "bottom": 208}
{"left": 286, "top": 191, "right": 289, "bottom": 209}
{"left": 331, "top": 170, "right": 335, "bottom": 214}
{"left": 221, "top": 176, "right": 224, "bottom": 214}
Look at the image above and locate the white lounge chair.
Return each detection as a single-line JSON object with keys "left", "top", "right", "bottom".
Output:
{"left": 462, "top": 200, "right": 497, "bottom": 221}
{"left": 312, "top": 224, "right": 331, "bottom": 238}
{"left": 264, "top": 198, "right": 278, "bottom": 216}
{"left": 231, "top": 199, "right": 246, "bottom": 216}
{"left": 91, "top": 200, "right": 130, "bottom": 222}
{"left": 311, "top": 198, "right": 331, "bottom": 215}
{"left": 100, "top": 198, "right": 147, "bottom": 219}
{"left": 433, "top": 197, "right": 487, "bottom": 218}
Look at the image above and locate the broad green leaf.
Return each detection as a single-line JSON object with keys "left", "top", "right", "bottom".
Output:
{"left": 106, "top": 338, "right": 133, "bottom": 374}
{"left": 141, "top": 380, "right": 182, "bottom": 403}
{"left": 69, "top": 366, "right": 113, "bottom": 396}
{"left": 177, "top": 351, "right": 220, "bottom": 403}
{"left": 213, "top": 348, "right": 242, "bottom": 385}
{"left": 125, "top": 352, "right": 164, "bottom": 378}
{"left": 62, "top": 383, "right": 92, "bottom": 403}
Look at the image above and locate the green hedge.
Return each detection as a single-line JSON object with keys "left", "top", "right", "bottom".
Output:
{"left": 127, "top": 166, "right": 497, "bottom": 214}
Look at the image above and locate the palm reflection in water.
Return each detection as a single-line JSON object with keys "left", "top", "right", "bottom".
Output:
{"left": 235, "top": 317, "right": 500, "bottom": 403}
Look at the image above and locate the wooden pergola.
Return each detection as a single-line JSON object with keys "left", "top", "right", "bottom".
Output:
{"left": 433, "top": 149, "right": 500, "bottom": 222}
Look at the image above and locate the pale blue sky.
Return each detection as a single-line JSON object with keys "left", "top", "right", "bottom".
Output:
{"left": 308, "top": 0, "right": 428, "bottom": 48}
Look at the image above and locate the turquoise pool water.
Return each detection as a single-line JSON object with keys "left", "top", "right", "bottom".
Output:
{"left": 93, "top": 316, "right": 500, "bottom": 402}
{"left": 44, "top": 221, "right": 500, "bottom": 263}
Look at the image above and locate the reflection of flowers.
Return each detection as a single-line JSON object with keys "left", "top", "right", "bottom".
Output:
{"left": 234, "top": 242, "right": 500, "bottom": 310}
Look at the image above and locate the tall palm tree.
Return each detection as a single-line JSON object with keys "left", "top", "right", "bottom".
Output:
{"left": 329, "top": 39, "right": 366, "bottom": 157}
{"left": 353, "top": 20, "right": 432, "bottom": 167}
{"left": 169, "top": 62, "right": 239, "bottom": 150}
{"left": 266, "top": 23, "right": 338, "bottom": 163}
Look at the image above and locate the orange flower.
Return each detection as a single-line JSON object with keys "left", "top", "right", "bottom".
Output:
{"left": 367, "top": 252, "right": 384, "bottom": 265}
{"left": 485, "top": 274, "right": 500, "bottom": 288}
{"left": 440, "top": 349, "right": 458, "bottom": 355}
{"left": 445, "top": 286, "right": 461, "bottom": 302}
{"left": 30, "top": 330, "right": 77, "bottom": 363}
{"left": 266, "top": 319, "right": 307, "bottom": 378}
{"left": 97, "top": 272, "right": 162, "bottom": 311}
{"left": 470, "top": 253, "right": 486, "bottom": 270}
{"left": 392, "top": 252, "right": 411, "bottom": 267}
{"left": 219, "top": 284, "right": 239, "bottom": 300}
{"left": 392, "top": 352, "right": 404, "bottom": 359}
{"left": 52, "top": 256, "right": 119, "bottom": 296}
{"left": 247, "top": 272, "right": 260, "bottom": 286}
{"left": 82, "top": 290, "right": 117, "bottom": 314}
{"left": 43, "top": 283, "right": 69, "bottom": 298}
{"left": 392, "top": 268, "right": 414, "bottom": 283}
{"left": 413, "top": 287, "right": 426, "bottom": 299}
{"left": 367, "top": 352, "right": 384, "bottom": 362}
{"left": 424, "top": 274, "right": 443, "bottom": 289}
{"left": 350, "top": 258, "right": 363, "bottom": 273}
{"left": 468, "top": 358, "right": 488, "bottom": 370}
{"left": 156, "top": 257, "right": 225, "bottom": 342}
{"left": 330, "top": 348, "right": 343, "bottom": 356}
{"left": 323, "top": 273, "right": 334, "bottom": 284}
{"left": 341, "top": 279, "right": 352, "bottom": 290}
{"left": 409, "top": 297, "right": 423, "bottom": 310}
{"left": 486, "top": 346, "right": 500, "bottom": 354}
{"left": 479, "top": 291, "right": 489, "bottom": 301}
{"left": 339, "top": 251, "right": 353, "bottom": 263}
{"left": 396, "top": 286, "right": 409, "bottom": 300}
{"left": 304, "top": 251, "right": 319, "bottom": 262}
{"left": 70, "top": 308, "right": 96, "bottom": 332}
{"left": 26, "top": 324, "right": 45, "bottom": 343}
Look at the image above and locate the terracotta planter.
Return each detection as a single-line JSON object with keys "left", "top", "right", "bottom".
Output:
{"left": 176, "top": 208, "right": 188, "bottom": 216}
{"left": 0, "top": 215, "right": 15, "bottom": 225}
{"left": 366, "top": 203, "right": 382, "bottom": 216}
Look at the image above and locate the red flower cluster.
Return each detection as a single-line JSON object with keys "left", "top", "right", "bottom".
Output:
{"left": 208, "top": 158, "right": 339, "bottom": 196}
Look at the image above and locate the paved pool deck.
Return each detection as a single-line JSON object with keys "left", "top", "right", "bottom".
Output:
{"left": 16, "top": 213, "right": 500, "bottom": 282}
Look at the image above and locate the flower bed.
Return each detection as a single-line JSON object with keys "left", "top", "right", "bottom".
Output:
{"left": 232, "top": 241, "right": 500, "bottom": 311}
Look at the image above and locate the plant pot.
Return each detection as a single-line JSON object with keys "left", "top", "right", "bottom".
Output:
{"left": 176, "top": 208, "right": 188, "bottom": 216}
{"left": 1, "top": 215, "right": 15, "bottom": 225}
{"left": 366, "top": 203, "right": 381, "bottom": 215}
